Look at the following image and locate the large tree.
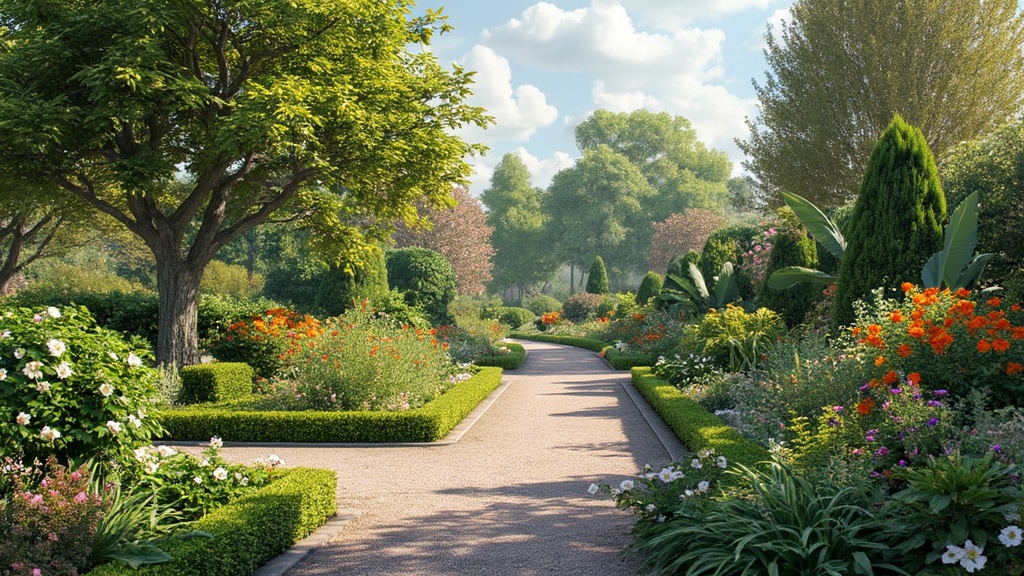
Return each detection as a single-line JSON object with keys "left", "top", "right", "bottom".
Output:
{"left": 545, "top": 145, "right": 656, "bottom": 287}
{"left": 647, "top": 209, "right": 724, "bottom": 275}
{"left": 739, "top": 0, "right": 1024, "bottom": 208}
{"left": 0, "top": 0, "right": 487, "bottom": 365}
{"left": 392, "top": 185, "right": 495, "bottom": 296}
{"left": 575, "top": 109, "right": 731, "bottom": 220}
{"left": 480, "top": 153, "right": 557, "bottom": 300}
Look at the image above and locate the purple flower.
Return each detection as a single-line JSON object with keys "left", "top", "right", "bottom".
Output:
{"left": 991, "top": 444, "right": 1003, "bottom": 454}
{"left": 875, "top": 446, "right": 890, "bottom": 457}
{"left": 870, "top": 470, "right": 883, "bottom": 478}
{"left": 933, "top": 390, "right": 948, "bottom": 396}
{"left": 898, "top": 459, "right": 908, "bottom": 467}
{"left": 891, "top": 388, "right": 902, "bottom": 395}
{"left": 859, "top": 383, "right": 870, "bottom": 392}
{"left": 827, "top": 418, "right": 840, "bottom": 428}
{"left": 866, "top": 429, "right": 878, "bottom": 442}
{"left": 927, "top": 418, "right": 939, "bottom": 426}
{"left": 926, "top": 400, "right": 942, "bottom": 408}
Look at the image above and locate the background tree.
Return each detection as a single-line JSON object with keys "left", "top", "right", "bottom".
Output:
{"left": 315, "top": 244, "right": 388, "bottom": 316}
{"left": 726, "top": 176, "right": 765, "bottom": 215}
{"left": 833, "top": 116, "right": 946, "bottom": 328}
{"left": 0, "top": 0, "right": 487, "bottom": 365}
{"left": 391, "top": 186, "right": 494, "bottom": 296}
{"left": 942, "top": 119, "right": 1024, "bottom": 300}
{"left": 648, "top": 209, "right": 725, "bottom": 275}
{"left": 545, "top": 146, "right": 656, "bottom": 289}
{"left": 575, "top": 110, "right": 732, "bottom": 219}
{"left": 739, "top": 0, "right": 1024, "bottom": 208}
{"left": 481, "top": 154, "right": 557, "bottom": 302}
{"left": 585, "top": 256, "right": 610, "bottom": 295}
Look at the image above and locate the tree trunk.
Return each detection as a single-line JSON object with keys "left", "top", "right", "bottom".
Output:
{"left": 154, "top": 255, "right": 206, "bottom": 367}
{"left": 569, "top": 262, "right": 576, "bottom": 295}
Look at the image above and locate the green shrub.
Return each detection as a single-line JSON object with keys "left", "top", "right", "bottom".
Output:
{"left": 699, "top": 225, "right": 760, "bottom": 299}
{"left": 596, "top": 294, "right": 617, "bottom": 319}
{"left": 0, "top": 305, "right": 164, "bottom": 466}
{"left": 561, "top": 292, "right": 603, "bottom": 323}
{"left": 200, "top": 260, "right": 264, "bottom": 299}
{"left": 833, "top": 115, "right": 946, "bottom": 328}
{"left": 636, "top": 272, "right": 664, "bottom": 306}
{"left": 586, "top": 255, "right": 610, "bottom": 295}
{"left": 509, "top": 332, "right": 609, "bottom": 353}
{"left": 261, "top": 264, "right": 324, "bottom": 313}
{"left": 84, "top": 467, "right": 336, "bottom": 576}
{"left": 631, "top": 368, "right": 770, "bottom": 472}
{"left": 756, "top": 208, "right": 821, "bottom": 328}
{"left": 603, "top": 347, "right": 656, "bottom": 370}
{"left": 677, "top": 306, "right": 785, "bottom": 372}
{"left": 491, "top": 307, "right": 535, "bottom": 329}
{"left": 159, "top": 367, "right": 503, "bottom": 443}
{"left": 177, "top": 363, "right": 255, "bottom": 405}
{"left": 473, "top": 342, "right": 526, "bottom": 370}
{"left": 666, "top": 251, "right": 700, "bottom": 278}
{"left": 386, "top": 247, "right": 457, "bottom": 326}
{"left": 314, "top": 244, "right": 388, "bottom": 317}
{"left": 523, "top": 295, "right": 561, "bottom": 316}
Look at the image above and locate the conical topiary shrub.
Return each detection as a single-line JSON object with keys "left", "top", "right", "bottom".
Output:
{"left": 315, "top": 244, "right": 388, "bottom": 317}
{"left": 586, "top": 255, "right": 610, "bottom": 295}
{"left": 832, "top": 115, "right": 946, "bottom": 328}
{"left": 636, "top": 271, "right": 664, "bottom": 305}
{"left": 756, "top": 208, "right": 820, "bottom": 328}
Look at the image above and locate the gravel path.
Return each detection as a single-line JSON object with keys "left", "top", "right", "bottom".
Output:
{"left": 200, "top": 340, "right": 682, "bottom": 576}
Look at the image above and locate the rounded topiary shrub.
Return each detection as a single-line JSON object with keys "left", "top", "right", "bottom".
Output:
{"left": 0, "top": 305, "right": 163, "bottom": 466}
{"left": 756, "top": 208, "right": 821, "bottom": 328}
{"left": 386, "top": 247, "right": 457, "bottom": 326}
{"left": 523, "top": 295, "right": 561, "bottom": 316}
{"left": 561, "top": 292, "right": 603, "bottom": 323}
{"left": 494, "top": 307, "right": 535, "bottom": 329}
{"left": 586, "top": 256, "right": 610, "bottom": 295}
{"left": 315, "top": 245, "right": 389, "bottom": 317}
{"left": 699, "top": 225, "right": 760, "bottom": 299}
{"left": 636, "top": 272, "right": 664, "bottom": 305}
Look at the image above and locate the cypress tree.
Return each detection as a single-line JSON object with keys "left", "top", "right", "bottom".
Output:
{"left": 756, "top": 208, "right": 820, "bottom": 328}
{"left": 586, "top": 255, "right": 611, "bottom": 295}
{"left": 315, "top": 245, "right": 389, "bottom": 317}
{"left": 636, "top": 271, "right": 664, "bottom": 305}
{"left": 832, "top": 115, "right": 946, "bottom": 328}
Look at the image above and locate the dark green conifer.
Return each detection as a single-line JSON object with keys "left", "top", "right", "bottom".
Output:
{"left": 586, "top": 255, "right": 611, "bottom": 295}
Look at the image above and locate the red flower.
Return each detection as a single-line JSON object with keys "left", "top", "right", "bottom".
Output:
{"left": 1008, "top": 362, "right": 1023, "bottom": 375}
{"left": 857, "top": 398, "right": 876, "bottom": 416}
{"left": 897, "top": 344, "right": 913, "bottom": 358}
{"left": 977, "top": 339, "right": 992, "bottom": 353}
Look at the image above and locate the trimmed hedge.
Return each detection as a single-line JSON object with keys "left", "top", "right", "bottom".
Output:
{"left": 631, "top": 367, "right": 769, "bottom": 474}
{"left": 85, "top": 467, "right": 336, "bottom": 576}
{"left": 160, "top": 367, "right": 503, "bottom": 443}
{"left": 178, "top": 363, "right": 255, "bottom": 405}
{"left": 602, "top": 347, "right": 656, "bottom": 370}
{"left": 492, "top": 307, "right": 535, "bottom": 329}
{"left": 474, "top": 342, "right": 526, "bottom": 370}
{"left": 509, "top": 332, "right": 609, "bottom": 353}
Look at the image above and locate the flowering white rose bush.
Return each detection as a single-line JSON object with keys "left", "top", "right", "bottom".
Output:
{"left": 0, "top": 305, "right": 163, "bottom": 466}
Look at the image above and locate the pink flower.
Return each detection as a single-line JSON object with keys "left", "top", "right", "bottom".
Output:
{"left": 74, "top": 491, "right": 87, "bottom": 503}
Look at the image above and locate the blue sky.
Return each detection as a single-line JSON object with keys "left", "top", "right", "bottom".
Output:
{"left": 417, "top": 0, "right": 795, "bottom": 194}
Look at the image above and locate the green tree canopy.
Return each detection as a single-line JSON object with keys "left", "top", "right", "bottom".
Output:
{"left": 833, "top": 116, "right": 946, "bottom": 328}
{"left": 0, "top": 0, "right": 488, "bottom": 365}
{"left": 739, "top": 0, "right": 1024, "bottom": 208}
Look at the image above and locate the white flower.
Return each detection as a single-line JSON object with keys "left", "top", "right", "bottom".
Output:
{"left": 108, "top": 351, "right": 119, "bottom": 360}
{"left": 645, "top": 504, "right": 656, "bottom": 513}
{"left": 1000, "top": 525, "right": 1022, "bottom": 547}
{"left": 588, "top": 484, "right": 599, "bottom": 495}
{"left": 40, "top": 426, "right": 60, "bottom": 442}
{"left": 0, "top": 329, "right": 10, "bottom": 339}
{"left": 145, "top": 461, "right": 160, "bottom": 474}
{"left": 960, "top": 540, "right": 987, "bottom": 573}
{"left": 13, "top": 348, "right": 24, "bottom": 359}
{"left": 134, "top": 447, "right": 151, "bottom": 462}
{"left": 944, "top": 543, "right": 967, "bottom": 561}
{"left": 98, "top": 382, "right": 114, "bottom": 397}
{"left": 106, "top": 421, "right": 121, "bottom": 435}
{"left": 127, "top": 353, "right": 142, "bottom": 368}
{"left": 128, "top": 414, "right": 142, "bottom": 429}
{"left": 213, "top": 466, "right": 228, "bottom": 481}
{"left": 1006, "top": 510, "right": 1022, "bottom": 523}
{"left": 619, "top": 479, "right": 635, "bottom": 492}
{"left": 193, "top": 476, "right": 203, "bottom": 485}
{"left": 0, "top": 368, "right": 6, "bottom": 381}
{"left": 22, "top": 361, "right": 44, "bottom": 380}
{"left": 610, "top": 488, "right": 620, "bottom": 496}
{"left": 267, "top": 454, "right": 284, "bottom": 467}
{"left": 698, "top": 481, "right": 710, "bottom": 492}
{"left": 657, "top": 468, "right": 675, "bottom": 483}
{"left": 683, "top": 489, "right": 694, "bottom": 497}
{"left": 717, "top": 456, "right": 728, "bottom": 469}
{"left": 690, "top": 458, "right": 702, "bottom": 469}
{"left": 240, "top": 476, "right": 249, "bottom": 486}
{"left": 209, "top": 436, "right": 223, "bottom": 449}
{"left": 16, "top": 412, "right": 30, "bottom": 426}
{"left": 46, "top": 306, "right": 61, "bottom": 319}
{"left": 657, "top": 515, "right": 666, "bottom": 523}
{"left": 35, "top": 381, "right": 50, "bottom": 393}
{"left": 46, "top": 339, "right": 66, "bottom": 357}
{"left": 157, "top": 445, "right": 177, "bottom": 458}
{"left": 55, "top": 362, "right": 72, "bottom": 380}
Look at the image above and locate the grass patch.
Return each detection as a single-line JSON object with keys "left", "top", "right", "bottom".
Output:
{"left": 474, "top": 342, "right": 526, "bottom": 370}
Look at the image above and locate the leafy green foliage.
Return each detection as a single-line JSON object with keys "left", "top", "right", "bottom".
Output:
{"left": 757, "top": 209, "right": 822, "bottom": 327}
{"left": 522, "top": 295, "right": 561, "bottom": 316}
{"left": 0, "top": 305, "right": 163, "bottom": 467}
{"left": 489, "top": 307, "right": 535, "bottom": 329}
{"left": 698, "top": 225, "right": 760, "bottom": 299}
{"left": 471, "top": 342, "right": 526, "bottom": 370}
{"left": 314, "top": 244, "right": 388, "bottom": 317}
{"left": 561, "top": 292, "right": 604, "bottom": 323}
{"left": 833, "top": 116, "right": 946, "bottom": 328}
{"left": 199, "top": 261, "right": 264, "bottom": 300}
{"left": 658, "top": 261, "right": 743, "bottom": 316}
{"left": 677, "top": 306, "right": 785, "bottom": 372}
{"left": 636, "top": 272, "right": 664, "bottom": 306}
{"left": 586, "top": 256, "right": 611, "bottom": 295}
{"left": 386, "top": 247, "right": 457, "bottom": 326}
{"left": 920, "top": 191, "right": 993, "bottom": 291}
{"left": 177, "top": 363, "right": 255, "bottom": 405}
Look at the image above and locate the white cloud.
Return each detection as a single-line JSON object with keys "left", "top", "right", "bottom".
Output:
{"left": 513, "top": 147, "right": 577, "bottom": 189}
{"left": 455, "top": 45, "right": 559, "bottom": 145}
{"left": 616, "top": 0, "right": 778, "bottom": 28}
{"left": 748, "top": 7, "right": 790, "bottom": 52}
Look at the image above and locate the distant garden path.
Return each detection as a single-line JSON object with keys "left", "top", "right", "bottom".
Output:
{"left": 207, "top": 340, "right": 682, "bottom": 576}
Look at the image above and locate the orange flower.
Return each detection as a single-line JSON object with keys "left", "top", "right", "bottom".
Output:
{"left": 883, "top": 370, "right": 899, "bottom": 385}
{"left": 868, "top": 324, "right": 882, "bottom": 336}
{"left": 993, "top": 339, "right": 1011, "bottom": 352}
{"left": 968, "top": 316, "right": 989, "bottom": 331}
{"left": 851, "top": 326, "right": 862, "bottom": 336}
{"left": 954, "top": 300, "right": 976, "bottom": 316}
{"left": 897, "top": 344, "right": 913, "bottom": 358}
{"left": 1007, "top": 362, "right": 1023, "bottom": 375}
{"left": 1012, "top": 303, "right": 1022, "bottom": 312}
{"left": 868, "top": 379, "right": 880, "bottom": 388}
{"left": 907, "top": 372, "right": 921, "bottom": 385}
{"left": 857, "top": 398, "right": 876, "bottom": 415}
{"left": 908, "top": 325, "right": 925, "bottom": 339}
{"left": 889, "top": 310, "right": 904, "bottom": 323}
{"left": 875, "top": 355, "right": 886, "bottom": 367}
{"left": 988, "top": 297, "right": 1003, "bottom": 308}
{"left": 928, "top": 329, "right": 953, "bottom": 355}
{"left": 901, "top": 282, "right": 915, "bottom": 293}
{"left": 1014, "top": 327, "right": 1024, "bottom": 340}
{"left": 977, "top": 339, "right": 992, "bottom": 353}
{"left": 955, "top": 288, "right": 972, "bottom": 298}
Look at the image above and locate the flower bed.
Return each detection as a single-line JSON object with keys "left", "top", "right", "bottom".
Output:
{"left": 472, "top": 342, "right": 526, "bottom": 370}
{"left": 159, "top": 367, "right": 504, "bottom": 443}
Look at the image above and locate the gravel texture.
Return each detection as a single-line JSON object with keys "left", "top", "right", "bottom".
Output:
{"left": 194, "top": 340, "right": 681, "bottom": 575}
